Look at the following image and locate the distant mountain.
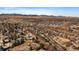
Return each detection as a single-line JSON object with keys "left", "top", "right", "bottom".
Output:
{"left": 0, "top": 14, "right": 79, "bottom": 19}
{"left": 0, "top": 14, "right": 54, "bottom": 16}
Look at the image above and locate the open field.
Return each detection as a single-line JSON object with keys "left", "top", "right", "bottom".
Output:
{"left": 0, "top": 14, "right": 79, "bottom": 51}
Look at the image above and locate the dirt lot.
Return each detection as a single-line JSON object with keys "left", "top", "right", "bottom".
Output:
{"left": 0, "top": 14, "right": 79, "bottom": 51}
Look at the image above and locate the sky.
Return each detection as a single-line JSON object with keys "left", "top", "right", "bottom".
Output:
{"left": 0, "top": 7, "right": 79, "bottom": 17}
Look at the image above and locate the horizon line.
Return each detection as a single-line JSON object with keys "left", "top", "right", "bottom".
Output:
{"left": 0, "top": 13, "right": 79, "bottom": 17}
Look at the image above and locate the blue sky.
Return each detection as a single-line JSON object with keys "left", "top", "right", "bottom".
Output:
{"left": 0, "top": 7, "right": 79, "bottom": 17}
